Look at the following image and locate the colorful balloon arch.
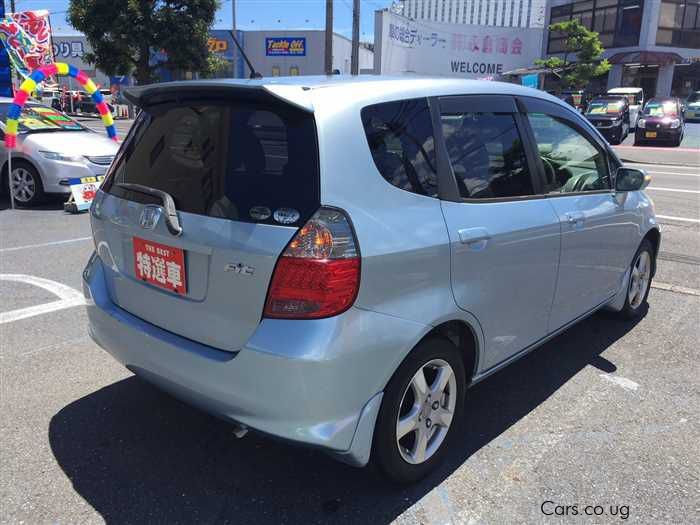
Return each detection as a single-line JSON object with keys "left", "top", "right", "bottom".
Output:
{"left": 4, "top": 62, "right": 118, "bottom": 149}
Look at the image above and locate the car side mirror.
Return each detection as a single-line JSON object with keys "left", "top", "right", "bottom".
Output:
{"left": 616, "top": 167, "right": 650, "bottom": 192}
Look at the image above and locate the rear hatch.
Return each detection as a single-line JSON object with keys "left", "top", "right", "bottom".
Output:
{"left": 91, "top": 86, "right": 319, "bottom": 351}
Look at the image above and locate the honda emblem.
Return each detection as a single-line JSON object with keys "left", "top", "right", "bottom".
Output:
{"left": 139, "top": 206, "right": 162, "bottom": 230}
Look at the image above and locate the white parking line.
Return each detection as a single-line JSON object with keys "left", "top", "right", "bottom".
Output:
{"left": 0, "top": 274, "right": 85, "bottom": 324}
{"left": 0, "top": 237, "right": 92, "bottom": 253}
{"left": 644, "top": 171, "right": 700, "bottom": 177}
{"left": 626, "top": 165, "right": 700, "bottom": 174}
{"left": 626, "top": 163, "right": 699, "bottom": 170}
{"left": 656, "top": 214, "right": 700, "bottom": 224}
{"left": 651, "top": 281, "right": 700, "bottom": 297}
{"left": 647, "top": 187, "right": 700, "bottom": 194}
{"left": 599, "top": 374, "right": 640, "bottom": 392}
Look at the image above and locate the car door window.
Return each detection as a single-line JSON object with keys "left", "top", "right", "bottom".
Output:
{"left": 440, "top": 111, "right": 533, "bottom": 199}
{"left": 527, "top": 113, "right": 611, "bottom": 194}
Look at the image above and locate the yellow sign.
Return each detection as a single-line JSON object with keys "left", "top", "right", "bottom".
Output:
{"left": 208, "top": 38, "right": 228, "bottom": 53}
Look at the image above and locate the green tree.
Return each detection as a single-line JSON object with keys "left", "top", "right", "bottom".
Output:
{"left": 535, "top": 20, "right": 611, "bottom": 90}
{"left": 200, "top": 52, "right": 228, "bottom": 79}
{"left": 68, "top": 0, "right": 219, "bottom": 84}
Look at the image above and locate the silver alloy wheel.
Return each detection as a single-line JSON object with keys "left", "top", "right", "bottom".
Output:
{"left": 10, "top": 167, "right": 36, "bottom": 203}
{"left": 396, "top": 358, "right": 457, "bottom": 465}
{"left": 628, "top": 250, "right": 651, "bottom": 309}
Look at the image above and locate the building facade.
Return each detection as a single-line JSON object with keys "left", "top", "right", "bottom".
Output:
{"left": 399, "top": 0, "right": 547, "bottom": 28}
{"left": 52, "top": 36, "right": 111, "bottom": 87}
{"left": 236, "top": 30, "right": 373, "bottom": 77}
{"left": 49, "top": 30, "right": 374, "bottom": 91}
{"left": 546, "top": 0, "right": 700, "bottom": 97}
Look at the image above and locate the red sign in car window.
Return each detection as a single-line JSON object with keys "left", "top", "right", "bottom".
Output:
{"left": 133, "top": 237, "right": 187, "bottom": 294}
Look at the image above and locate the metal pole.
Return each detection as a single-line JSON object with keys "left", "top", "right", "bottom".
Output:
{"left": 324, "top": 0, "right": 333, "bottom": 75}
{"left": 7, "top": 1, "right": 17, "bottom": 209}
{"left": 351, "top": 0, "right": 360, "bottom": 75}
{"left": 8, "top": 1, "right": 16, "bottom": 208}
{"left": 8, "top": 149, "right": 15, "bottom": 210}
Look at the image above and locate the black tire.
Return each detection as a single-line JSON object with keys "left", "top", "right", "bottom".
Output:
{"left": 372, "top": 337, "right": 466, "bottom": 484}
{"left": 0, "top": 167, "right": 7, "bottom": 197}
{"left": 8, "top": 160, "right": 44, "bottom": 207}
{"left": 615, "top": 239, "right": 655, "bottom": 320}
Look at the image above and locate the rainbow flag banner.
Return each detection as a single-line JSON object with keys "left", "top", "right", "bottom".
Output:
{"left": 0, "top": 10, "right": 54, "bottom": 79}
{"left": 4, "top": 62, "right": 117, "bottom": 149}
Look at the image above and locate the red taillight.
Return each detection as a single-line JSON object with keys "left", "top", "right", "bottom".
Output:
{"left": 264, "top": 208, "right": 360, "bottom": 319}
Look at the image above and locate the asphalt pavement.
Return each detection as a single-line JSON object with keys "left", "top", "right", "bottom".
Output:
{"left": 0, "top": 121, "right": 698, "bottom": 524}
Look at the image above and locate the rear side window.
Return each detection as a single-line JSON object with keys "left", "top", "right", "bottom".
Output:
{"left": 361, "top": 98, "right": 438, "bottom": 197}
{"left": 440, "top": 112, "right": 533, "bottom": 199}
{"left": 103, "top": 101, "right": 319, "bottom": 225}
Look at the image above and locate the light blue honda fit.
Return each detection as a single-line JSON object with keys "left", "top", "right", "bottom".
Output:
{"left": 83, "top": 76, "right": 659, "bottom": 483}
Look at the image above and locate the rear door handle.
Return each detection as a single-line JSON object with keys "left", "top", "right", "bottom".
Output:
{"left": 458, "top": 227, "right": 491, "bottom": 246}
{"left": 565, "top": 212, "right": 585, "bottom": 225}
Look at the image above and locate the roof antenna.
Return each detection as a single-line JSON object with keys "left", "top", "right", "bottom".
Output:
{"left": 230, "top": 31, "right": 262, "bottom": 79}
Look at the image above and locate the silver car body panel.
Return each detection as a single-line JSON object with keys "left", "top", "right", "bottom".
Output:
{"left": 85, "top": 76, "right": 659, "bottom": 467}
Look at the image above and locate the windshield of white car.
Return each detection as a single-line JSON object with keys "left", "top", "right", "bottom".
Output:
{"left": 0, "top": 103, "right": 86, "bottom": 134}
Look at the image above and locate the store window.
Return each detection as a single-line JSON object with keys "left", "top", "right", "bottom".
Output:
{"left": 547, "top": 0, "right": 644, "bottom": 53}
{"left": 657, "top": 0, "right": 700, "bottom": 49}
{"left": 289, "top": 66, "right": 299, "bottom": 76}
{"left": 271, "top": 66, "right": 281, "bottom": 77}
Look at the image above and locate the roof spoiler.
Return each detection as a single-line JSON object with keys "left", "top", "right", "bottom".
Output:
{"left": 123, "top": 81, "right": 314, "bottom": 112}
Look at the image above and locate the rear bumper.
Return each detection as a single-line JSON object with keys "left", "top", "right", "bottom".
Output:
{"left": 83, "top": 253, "right": 427, "bottom": 466}
{"left": 635, "top": 128, "right": 682, "bottom": 142}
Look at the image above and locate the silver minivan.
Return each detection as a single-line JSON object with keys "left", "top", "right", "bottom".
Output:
{"left": 83, "top": 77, "right": 660, "bottom": 483}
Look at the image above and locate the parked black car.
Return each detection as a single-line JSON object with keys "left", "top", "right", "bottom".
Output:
{"left": 585, "top": 95, "right": 631, "bottom": 144}
{"left": 635, "top": 97, "right": 685, "bottom": 147}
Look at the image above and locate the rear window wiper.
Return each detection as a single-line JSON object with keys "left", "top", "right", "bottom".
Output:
{"left": 116, "top": 183, "right": 183, "bottom": 236}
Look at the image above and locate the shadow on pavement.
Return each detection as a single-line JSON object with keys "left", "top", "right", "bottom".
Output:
{"left": 49, "top": 309, "right": 645, "bottom": 524}
{"left": 0, "top": 194, "right": 67, "bottom": 212}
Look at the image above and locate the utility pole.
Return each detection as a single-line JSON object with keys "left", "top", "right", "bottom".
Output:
{"left": 10, "top": 0, "right": 15, "bottom": 13}
{"left": 351, "top": 0, "right": 359, "bottom": 75}
{"left": 324, "top": 0, "right": 333, "bottom": 75}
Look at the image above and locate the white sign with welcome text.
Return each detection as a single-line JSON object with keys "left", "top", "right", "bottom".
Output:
{"left": 375, "top": 11, "right": 545, "bottom": 79}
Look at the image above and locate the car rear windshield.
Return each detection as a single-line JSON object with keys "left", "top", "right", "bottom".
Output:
{"left": 102, "top": 99, "right": 319, "bottom": 226}
{"left": 586, "top": 99, "right": 625, "bottom": 115}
